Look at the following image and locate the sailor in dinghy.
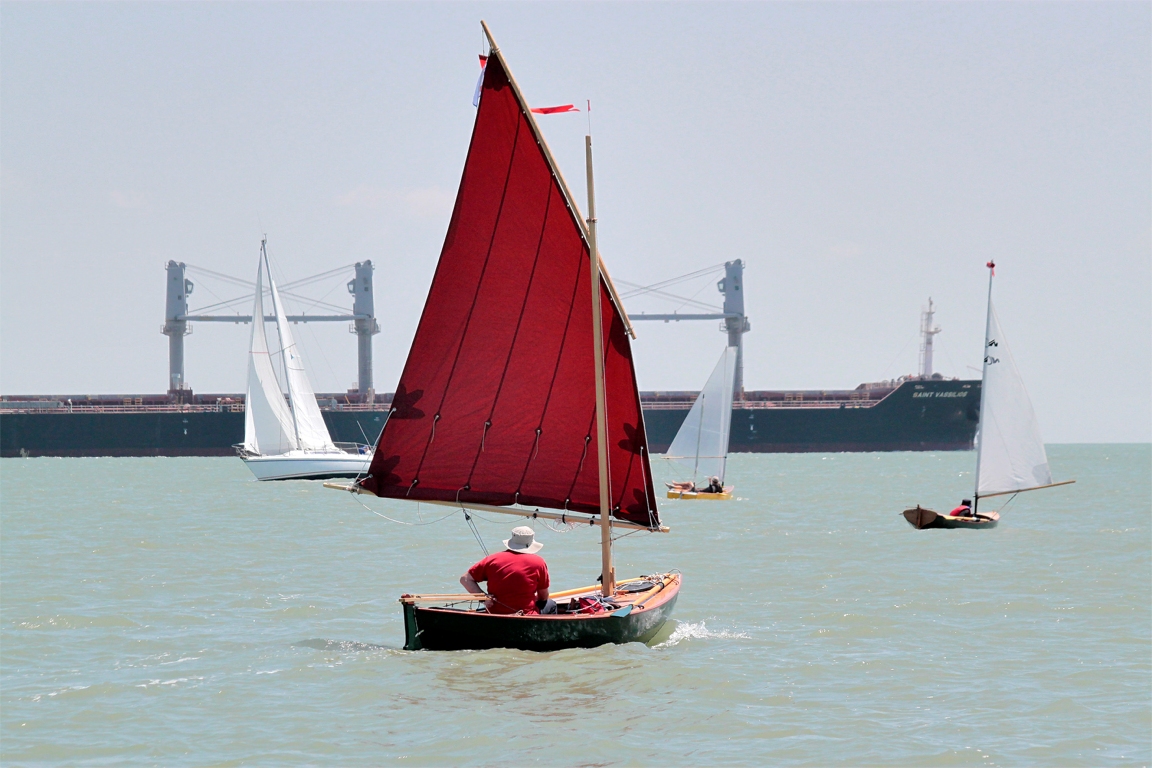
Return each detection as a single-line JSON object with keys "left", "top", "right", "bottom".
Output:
{"left": 326, "top": 22, "right": 680, "bottom": 651}
{"left": 903, "top": 262, "right": 1074, "bottom": 530}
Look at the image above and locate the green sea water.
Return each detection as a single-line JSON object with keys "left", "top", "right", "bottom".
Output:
{"left": 2, "top": 445, "right": 1149, "bottom": 766}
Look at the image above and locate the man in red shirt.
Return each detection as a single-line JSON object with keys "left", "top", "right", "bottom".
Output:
{"left": 949, "top": 499, "right": 973, "bottom": 517}
{"left": 461, "top": 526, "right": 553, "bottom": 615}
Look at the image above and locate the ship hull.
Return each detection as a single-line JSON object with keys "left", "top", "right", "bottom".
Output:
{"left": 645, "top": 379, "right": 979, "bottom": 453}
{"left": 1, "top": 380, "right": 977, "bottom": 457}
{"left": 0, "top": 410, "right": 387, "bottom": 458}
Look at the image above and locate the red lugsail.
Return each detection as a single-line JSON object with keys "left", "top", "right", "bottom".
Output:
{"left": 360, "top": 53, "right": 658, "bottom": 527}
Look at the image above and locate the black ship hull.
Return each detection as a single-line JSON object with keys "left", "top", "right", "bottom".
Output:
{"left": 0, "top": 410, "right": 389, "bottom": 458}
{"left": 1, "top": 380, "right": 978, "bottom": 457}
{"left": 644, "top": 379, "right": 979, "bottom": 453}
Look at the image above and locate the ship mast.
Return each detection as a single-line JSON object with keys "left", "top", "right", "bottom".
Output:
{"left": 586, "top": 135, "right": 615, "bottom": 597}
{"left": 918, "top": 298, "right": 941, "bottom": 378}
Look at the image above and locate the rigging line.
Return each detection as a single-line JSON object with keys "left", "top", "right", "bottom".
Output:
{"left": 456, "top": 488, "right": 488, "bottom": 556}
{"left": 288, "top": 274, "right": 349, "bottom": 316}
{"left": 671, "top": 277, "right": 722, "bottom": 315}
{"left": 639, "top": 445, "right": 656, "bottom": 529}
{"left": 463, "top": 179, "right": 554, "bottom": 489}
{"left": 185, "top": 264, "right": 256, "bottom": 288}
{"left": 348, "top": 492, "right": 460, "bottom": 526}
{"left": 880, "top": 330, "right": 920, "bottom": 381}
{"left": 180, "top": 274, "right": 233, "bottom": 310}
{"left": 187, "top": 262, "right": 357, "bottom": 292}
{"left": 278, "top": 264, "right": 357, "bottom": 291}
{"left": 616, "top": 263, "right": 726, "bottom": 296}
{"left": 277, "top": 290, "right": 352, "bottom": 315}
{"left": 410, "top": 115, "right": 525, "bottom": 484}
{"left": 995, "top": 492, "right": 1020, "bottom": 514}
{"left": 610, "top": 528, "right": 649, "bottom": 544}
{"left": 465, "top": 513, "right": 488, "bottom": 555}
{"left": 619, "top": 283, "right": 723, "bottom": 312}
{"left": 617, "top": 282, "right": 723, "bottom": 308}
{"left": 299, "top": 314, "right": 343, "bottom": 394}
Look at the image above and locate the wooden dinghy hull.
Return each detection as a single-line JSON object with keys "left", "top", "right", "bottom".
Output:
{"left": 903, "top": 506, "right": 1000, "bottom": 530}
{"left": 401, "top": 575, "right": 680, "bottom": 652}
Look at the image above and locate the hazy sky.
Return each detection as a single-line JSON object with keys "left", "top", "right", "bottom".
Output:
{"left": 2, "top": 2, "right": 1148, "bottom": 442}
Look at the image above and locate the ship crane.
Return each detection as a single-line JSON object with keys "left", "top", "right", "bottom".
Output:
{"left": 621, "top": 259, "right": 751, "bottom": 396}
{"left": 162, "top": 259, "right": 379, "bottom": 399}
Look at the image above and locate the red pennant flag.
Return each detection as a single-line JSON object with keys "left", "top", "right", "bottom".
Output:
{"left": 530, "top": 104, "right": 580, "bottom": 115}
{"left": 986, "top": 260, "right": 996, "bottom": 276}
{"left": 472, "top": 55, "right": 488, "bottom": 107}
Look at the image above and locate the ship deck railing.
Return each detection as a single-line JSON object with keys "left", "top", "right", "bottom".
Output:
{"left": 642, "top": 398, "right": 883, "bottom": 411}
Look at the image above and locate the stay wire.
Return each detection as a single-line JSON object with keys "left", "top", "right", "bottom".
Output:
{"left": 463, "top": 511, "right": 489, "bottom": 556}
{"left": 347, "top": 493, "right": 460, "bottom": 526}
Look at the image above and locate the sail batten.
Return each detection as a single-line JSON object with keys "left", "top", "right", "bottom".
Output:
{"left": 361, "top": 51, "right": 658, "bottom": 526}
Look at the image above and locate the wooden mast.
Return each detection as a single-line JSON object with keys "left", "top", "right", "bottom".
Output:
{"left": 586, "top": 135, "right": 614, "bottom": 597}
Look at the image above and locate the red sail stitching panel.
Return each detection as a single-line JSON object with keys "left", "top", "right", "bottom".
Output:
{"left": 361, "top": 54, "right": 658, "bottom": 526}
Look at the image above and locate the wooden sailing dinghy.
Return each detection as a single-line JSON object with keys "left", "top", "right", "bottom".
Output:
{"left": 327, "top": 22, "right": 678, "bottom": 651}
{"left": 664, "top": 346, "right": 737, "bottom": 500}
{"left": 903, "top": 262, "right": 1073, "bottom": 530}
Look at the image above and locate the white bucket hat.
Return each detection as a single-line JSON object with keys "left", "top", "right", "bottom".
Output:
{"left": 503, "top": 525, "right": 543, "bottom": 555}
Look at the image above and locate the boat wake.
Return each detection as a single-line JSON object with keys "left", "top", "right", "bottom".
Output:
{"left": 293, "top": 638, "right": 394, "bottom": 652}
{"left": 654, "top": 620, "right": 750, "bottom": 648}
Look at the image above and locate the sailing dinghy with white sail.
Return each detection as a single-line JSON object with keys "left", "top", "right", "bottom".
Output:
{"left": 665, "top": 346, "right": 736, "bottom": 500}
{"left": 235, "top": 241, "right": 371, "bottom": 481}
{"left": 904, "top": 261, "right": 1073, "bottom": 529}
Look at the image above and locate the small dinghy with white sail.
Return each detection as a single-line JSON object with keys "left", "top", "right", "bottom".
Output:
{"left": 904, "top": 262, "right": 1073, "bottom": 529}
{"left": 665, "top": 346, "right": 736, "bottom": 500}
{"left": 235, "top": 240, "right": 372, "bottom": 481}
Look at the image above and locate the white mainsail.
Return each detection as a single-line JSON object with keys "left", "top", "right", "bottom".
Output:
{"left": 666, "top": 346, "right": 737, "bottom": 483}
{"left": 243, "top": 256, "right": 298, "bottom": 456}
{"left": 265, "top": 265, "right": 337, "bottom": 453}
{"left": 974, "top": 299, "right": 1052, "bottom": 498}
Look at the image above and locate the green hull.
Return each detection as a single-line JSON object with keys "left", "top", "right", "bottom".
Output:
{"left": 402, "top": 590, "right": 679, "bottom": 652}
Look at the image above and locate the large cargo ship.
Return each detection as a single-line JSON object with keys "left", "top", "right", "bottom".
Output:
{"left": 0, "top": 376, "right": 977, "bottom": 457}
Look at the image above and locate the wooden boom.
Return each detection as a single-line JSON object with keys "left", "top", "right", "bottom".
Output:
{"left": 323, "top": 482, "right": 669, "bottom": 533}
{"left": 977, "top": 480, "right": 1076, "bottom": 500}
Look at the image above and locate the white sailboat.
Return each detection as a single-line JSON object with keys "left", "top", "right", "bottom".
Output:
{"left": 904, "top": 261, "right": 1073, "bottom": 529}
{"left": 235, "top": 240, "right": 372, "bottom": 481}
{"left": 665, "top": 346, "right": 737, "bottom": 500}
